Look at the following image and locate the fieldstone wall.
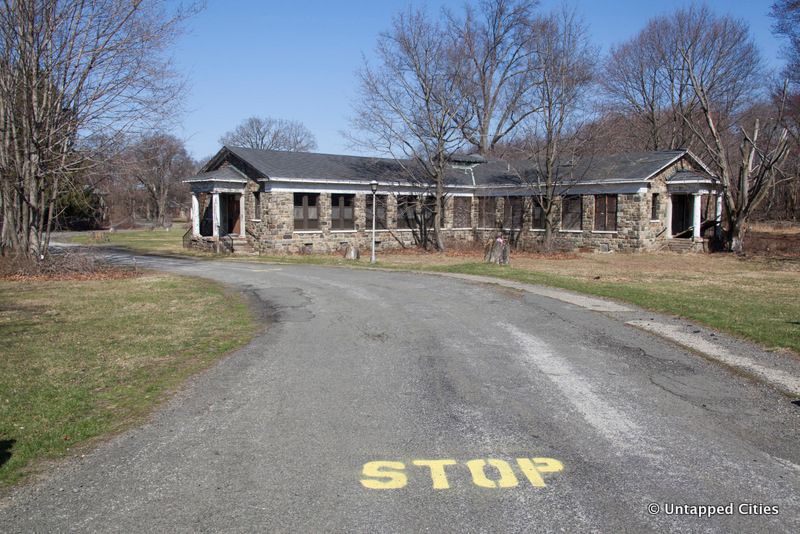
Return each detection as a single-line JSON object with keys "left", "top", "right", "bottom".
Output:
{"left": 191, "top": 180, "right": 712, "bottom": 255}
{"left": 242, "top": 192, "right": 665, "bottom": 254}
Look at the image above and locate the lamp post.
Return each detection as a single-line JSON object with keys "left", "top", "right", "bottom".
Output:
{"left": 370, "top": 180, "right": 378, "bottom": 263}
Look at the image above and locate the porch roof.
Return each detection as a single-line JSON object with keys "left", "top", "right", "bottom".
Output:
{"left": 185, "top": 166, "right": 248, "bottom": 184}
{"left": 666, "top": 170, "right": 720, "bottom": 185}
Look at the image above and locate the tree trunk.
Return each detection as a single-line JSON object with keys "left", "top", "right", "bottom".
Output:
{"left": 485, "top": 235, "right": 510, "bottom": 265}
{"left": 728, "top": 219, "right": 746, "bottom": 254}
{"left": 434, "top": 179, "right": 445, "bottom": 252}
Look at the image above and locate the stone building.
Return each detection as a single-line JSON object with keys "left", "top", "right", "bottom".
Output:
{"left": 184, "top": 146, "right": 721, "bottom": 254}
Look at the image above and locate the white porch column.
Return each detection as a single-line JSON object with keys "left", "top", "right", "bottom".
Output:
{"left": 239, "top": 193, "right": 246, "bottom": 238}
{"left": 665, "top": 195, "right": 673, "bottom": 238}
{"left": 692, "top": 193, "right": 702, "bottom": 240}
{"left": 191, "top": 193, "right": 200, "bottom": 237}
{"left": 715, "top": 193, "right": 723, "bottom": 227}
{"left": 212, "top": 192, "right": 220, "bottom": 238}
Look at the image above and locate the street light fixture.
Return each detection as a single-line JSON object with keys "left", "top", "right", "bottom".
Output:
{"left": 369, "top": 180, "right": 378, "bottom": 264}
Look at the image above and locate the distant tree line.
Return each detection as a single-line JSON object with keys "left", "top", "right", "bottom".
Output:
{"left": 351, "top": 0, "right": 800, "bottom": 253}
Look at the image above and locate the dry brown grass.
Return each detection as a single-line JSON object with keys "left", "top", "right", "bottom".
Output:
{"left": 750, "top": 222, "right": 800, "bottom": 234}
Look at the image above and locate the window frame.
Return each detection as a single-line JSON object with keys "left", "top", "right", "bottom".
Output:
{"left": 331, "top": 193, "right": 355, "bottom": 231}
{"left": 561, "top": 195, "right": 583, "bottom": 231}
{"left": 651, "top": 193, "right": 660, "bottom": 221}
{"left": 365, "top": 193, "right": 387, "bottom": 230}
{"left": 293, "top": 192, "right": 320, "bottom": 231}
{"left": 594, "top": 194, "right": 618, "bottom": 232}
{"left": 252, "top": 191, "right": 262, "bottom": 220}
{"left": 396, "top": 195, "right": 417, "bottom": 229}
{"left": 477, "top": 197, "right": 496, "bottom": 228}
{"left": 502, "top": 196, "right": 524, "bottom": 229}
{"left": 531, "top": 197, "right": 546, "bottom": 230}
{"left": 452, "top": 197, "right": 472, "bottom": 228}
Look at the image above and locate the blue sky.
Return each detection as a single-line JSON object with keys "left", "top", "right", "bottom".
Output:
{"left": 172, "top": 1, "right": 783, "bottom": 161}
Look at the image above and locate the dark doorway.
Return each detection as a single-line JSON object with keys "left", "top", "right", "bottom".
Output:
{"left": 671, "top": 194, "right": 692, "bottom": 237}
{"left": 218, "top": 194, "right": 241, "bottom": 235}
{"left": 200, "top": 198, "right": 213, "bottom": 237}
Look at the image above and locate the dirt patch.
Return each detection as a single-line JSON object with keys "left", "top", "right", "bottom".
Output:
{"left": 0, "top": 252, "right": 139, "bottom": 282}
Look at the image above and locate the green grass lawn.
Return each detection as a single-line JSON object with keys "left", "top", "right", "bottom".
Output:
{"left": 69, "top": 229, "right": 195, "bottom": 255}
{"left": 67, "top": 229, "right": 800, "bottom": 355}
{"left": 0, "top": 273, "right": 257, "bottom": 487}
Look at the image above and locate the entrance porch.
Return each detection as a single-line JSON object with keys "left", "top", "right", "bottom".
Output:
{"left": 665, "top": 171, "right": 722, "bottom": 250}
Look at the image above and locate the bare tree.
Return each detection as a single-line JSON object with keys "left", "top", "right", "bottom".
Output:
{"left": 449, "top": 0, "right": 540, "bottom": 156}
{"left": 351, "top": 8, "right": 466, "bottom": 251}
{"left": 669, "top": 7, "right": 788, "bottom": 252}
{"left": 514, "top": 7, "right": 594, "bottom": 248}
{"left": 601, "top": 20, "right": 698, "bottom": 152}
{"left": 0, "top": 0, "right": 198, "bottom": 258}
{"left": 219, "top": 117, "right": 317, "bottom": 152}
{"left": 124, "top": 133, "right": 195, "bottom": 228}
{"left": 771, "top": 0, "right": 800, "bottom": 87}
{"left": 599, "top": 5, "right": 785, "bottom": 251}
{"left": 600, "top": 6, "right": 758, "bottom": 155}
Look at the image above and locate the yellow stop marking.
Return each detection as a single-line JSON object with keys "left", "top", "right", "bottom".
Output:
{"left": 360, "top": 457, "right": 564, "bottom": 490}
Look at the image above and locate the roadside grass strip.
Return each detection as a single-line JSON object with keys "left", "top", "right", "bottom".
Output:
{"left": 0, "top": 274, "right": 257, "bottom": 487}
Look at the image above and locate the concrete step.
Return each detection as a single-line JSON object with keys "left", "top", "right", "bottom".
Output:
{"left": 666, "top": 239, "right": 697, "bottom": 253}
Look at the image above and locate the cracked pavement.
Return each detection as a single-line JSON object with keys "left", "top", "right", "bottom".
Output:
{"left": 1, "top": 252, "right": 798, "bottom": 532}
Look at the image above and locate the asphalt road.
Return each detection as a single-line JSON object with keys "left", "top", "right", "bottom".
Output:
{"left": 2, "top": 253, "right": 799, "bottom": 533}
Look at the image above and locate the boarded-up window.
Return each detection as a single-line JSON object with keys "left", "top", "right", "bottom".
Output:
{"left": 503, "top": 197, "right": 524, "bottom": 229}
{"left": 453, "top": 197, "right": 472, "bottom": 228}
{"left": 477, "top": 197, "right": 496, "bottom": 228}
{"left": 396, "top": 195, "right": 417, "bottom": 229}
{"left": 561, "top": 195, "right": 582, "bottom": 230}
{"left": 594, "top": 194, "right": 617, "bottom": 231}
{"left": 365, "top": 194, "right": 387, "bottom": 229}
{"left": 651, "top": 193, "right": 660, "bottom": 220}
{"left": 331, "top": 194, "right": 355, "bottom": 230}
{"left": 531, "top": 197, "right": 546, "bottom": 229}
{"left": 293, "top": 193, "right": 319, "bottom": 230}
{"left": 419, "top": 196, "right": 445, "bottom": 228}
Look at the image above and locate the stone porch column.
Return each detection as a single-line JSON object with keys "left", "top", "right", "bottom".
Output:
{"left": 665, "top": 195, "right": 673, "bottom": 238}
{"left": 212, "top": 192, "right": 220, "bottom": 238}
{"left": 692, "top": 193, "right": 702, "bottom": 240}
{"left": 239, "top": 193, "right": 246, "bottom": 238}
{"left": 191, "top": 192, "right": 200, "bottom": 237}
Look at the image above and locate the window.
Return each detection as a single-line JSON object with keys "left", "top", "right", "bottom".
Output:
{"left": 453, "top": 197, "right": 472, "bottom": 228}
{"left": 396, "top": 195, "right": 417, "bottom": 229}
{"left": 293, "top": 193, "right": 319, "bottom": 230}
{"left": 331, "top": 193, "right": 355, "bottom": 230}
{"left": 594, "top": 194, "right": 617, "bottom": 231}
{"left": 561, "top": 195, "right": 582, "bottom": 230}
{"left": 253, "top": 192, "right": 261, "bottom": 220}
{"left": 420, "top": 196, "right": 444, "bottom": 228}
{"left": 531, "top": 197, "right": 546, "bottom": 230}
{"left": 651, "top": 193, "right": 660, "bottom": 220}
{"left": 477, "top": 197, "right": 496, "bottom": 228}
{"left": 503, "top": 197, "right": 524, "bottom": 229}
{"left": 365, "top": 194, "right": 387, "bottom": 229}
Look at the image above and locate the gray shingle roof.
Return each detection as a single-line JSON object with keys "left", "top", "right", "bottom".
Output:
{"left": 205, "top": 146, "right": 707, "bottom": 187}
{"left": 504, "top": 150, "right": 691, "bottom": 187}
{"left": 226, "top": 146, "right": 407, "bottom": 182}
